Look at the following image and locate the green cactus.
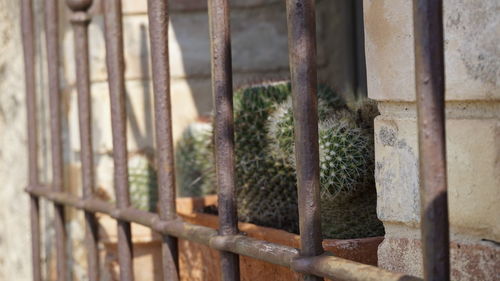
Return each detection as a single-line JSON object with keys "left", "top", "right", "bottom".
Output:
{"left": 175, "top": 81, "right": 383, "bottom": 238}
{"left": 318, "top": 117, "right": 373, "bottom": 197}
{"left": 128, "top": 154, "right": 158, "bottom": 212}
{"left": 232, "top": 82, "right": 299, "bottom": 232}
{"left": 267, "top": 94, "right": 382, "bottom": 238}
{"left": 320, "top": 187, "right": 383, "bottom": 239}
{"left": 175, "top": 122, "right": 216, "bottom": 197}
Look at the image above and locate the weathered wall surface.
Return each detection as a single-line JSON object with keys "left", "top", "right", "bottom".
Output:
{"left": 0, "top": 0, "right": 357, "bottom": 280}
{"left": 364, "top": 0, "right": 499, "bottom": 279}
{"left": 0, "top": 1, "right": 33, "bottom": 280}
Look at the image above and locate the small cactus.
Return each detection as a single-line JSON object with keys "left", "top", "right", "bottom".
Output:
{"left": 128, "top": 154, "right": 158, "bottom": 212}
{"left": 318, "top": 117, "right": 373, "bottom": 198}
{"left": 175, "top": 122, "right": 216, "bottom": 197}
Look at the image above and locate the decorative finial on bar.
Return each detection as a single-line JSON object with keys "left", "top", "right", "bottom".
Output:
{"left": 66, "top": 0, "right": 93, "bottom": 12}
{"left": 67, "top": 0, "right": 93, "bottom": 23}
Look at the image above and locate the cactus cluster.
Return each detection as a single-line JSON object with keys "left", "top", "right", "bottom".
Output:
{"left": 175, "top": 81, "right": 384, "bottom": 238}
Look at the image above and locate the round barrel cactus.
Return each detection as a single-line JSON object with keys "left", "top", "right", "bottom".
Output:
{"left": 266, "top": 88, "right": 383, "bottom": 238}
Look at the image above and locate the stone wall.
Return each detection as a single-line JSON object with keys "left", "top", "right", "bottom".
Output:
{"left": 364, "top": 0, "right": 499, "bottom": 279}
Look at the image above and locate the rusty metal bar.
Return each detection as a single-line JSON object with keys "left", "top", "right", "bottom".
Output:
{"left": 146, "top": 0, "right": 179, "bottom": 280}
{"left": 44, "top": 0, "right": 67, "bottom": 279}
{"left": 413, "top": 1, "right": 450, "bottom": 281}
{"left": 103, "top": 0, "right": 134, "bottom": 280}
{"left": 66, "top": 0, "right": 99, "bottom": 280}
{"left": 292, "top": 254, "right": 421, "bottom": 281}
{"left": 285, "top": 0, "right": 323, "bottom": 280}
{"left": 28, "top": 194, "right": 42, "bottom": 281}
{"left": 26, "top": 185, "right": 114, "bottom": 214}
{"left": 27, "top": 186, "right": 423, "bottom": 281}
{"left": 208, "top": 0, "right": 240, "bottom": 280}
{"left": 21, "top": 0, "right": 41, "bottom": 280}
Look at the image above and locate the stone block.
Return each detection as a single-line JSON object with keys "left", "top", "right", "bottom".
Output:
{"left": 364, "top": 0, "right": 415, "bottom": 101}
{"left": 364, "top": 0, "right": 500, "bottom": 101}
{"left": 375, "top": 117, "right": 420, "bottom": 225}
{"left": 378, "top": 236, "right": 500, "bottom": 281}
{"left": 446, "top": 118, "right": 500, "bottom": 241}
{"left": 375, "top": 106, "right": 500, "bottom": 241}
{"left": 443, "top": 0, "right": 499, "bottom": 100}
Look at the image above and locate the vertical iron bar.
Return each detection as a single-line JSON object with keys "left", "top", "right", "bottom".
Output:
{"left": 413, "top": 1, "right": 450, "bottom": 281}
{"left": 146, "top": 0, "right": 179, "bottom": 280}
{"left": 208, "top": 0, "right": 240, "bottom": 280}
{"left": 285, "top": 0, "right": 323, "bottom": 281}
{"left": 103, "top": 0, "right": 134, "bottom": 280}
{"left": 66, "top": 1, "right": 99, "bottom": 280}
{"left": 44, "top": 0, "right": 67, "bottom": 280}
{"left": 21, "top": 1, "right": 41, "bottom": 279}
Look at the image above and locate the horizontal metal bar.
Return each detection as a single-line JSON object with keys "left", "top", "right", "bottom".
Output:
{"left": 292, "top": 254, "right": 421, "bottom": 281}
{"left": 26, "top": 186, "right": 421, "bottom": 281}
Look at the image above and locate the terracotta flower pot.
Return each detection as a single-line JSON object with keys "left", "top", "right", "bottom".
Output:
{"left": 99, "top": 195, "right": 383, "bottom": 281}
